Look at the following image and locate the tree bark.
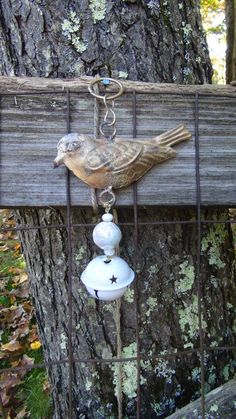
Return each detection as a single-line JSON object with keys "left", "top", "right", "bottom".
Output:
{"left": 1, "top": 1, "right": 236, "bottom": 418}
{"left": 226, "top": 0, "right": 236, "bottom": 83}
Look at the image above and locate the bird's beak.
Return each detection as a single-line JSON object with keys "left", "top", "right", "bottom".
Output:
{"left": 53, "top": 153, "right": 64, "bottom": 169}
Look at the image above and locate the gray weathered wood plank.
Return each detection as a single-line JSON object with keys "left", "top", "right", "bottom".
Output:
{"left": 0, "top": 77, "right": 235, "bottom": 207}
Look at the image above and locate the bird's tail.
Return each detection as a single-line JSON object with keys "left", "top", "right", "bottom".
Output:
{"left": 154, "top": 124, "right": 191, "bottom": 148}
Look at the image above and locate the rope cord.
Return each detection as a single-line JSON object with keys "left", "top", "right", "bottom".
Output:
{"left": 91, "top": 82, "right": 100, "bottom": 213}
{"left": 113, "top": 209, "right": 123, "bottom": 419}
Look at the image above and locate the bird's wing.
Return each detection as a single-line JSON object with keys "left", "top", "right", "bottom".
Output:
{"left": 86, "top": 141, "right": 143, "bottom": 172}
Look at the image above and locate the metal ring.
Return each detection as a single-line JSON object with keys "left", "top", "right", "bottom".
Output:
{"left": 99, "top": 187, "right": 116, "bottom": 209}
{"left": 88, "top": 78, "right": 124, "bottom": 101}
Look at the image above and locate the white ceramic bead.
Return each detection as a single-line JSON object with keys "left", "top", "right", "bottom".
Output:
{"left": 102, "top": 213, "right": 113, "bottom": 222}
{"left": 93, "top": 220, "right": 122, "bottom": 256}
{"left": 81, "top": 255, "right": 135, "bottom": 301}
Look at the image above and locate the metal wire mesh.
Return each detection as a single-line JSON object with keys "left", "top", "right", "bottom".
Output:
{"left": 0, "top": 87, "right": 236, "bottom": 419}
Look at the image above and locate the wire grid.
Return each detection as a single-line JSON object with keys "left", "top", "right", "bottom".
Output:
{"left": 0, "top": 87, "right": 236, "bottom": 419}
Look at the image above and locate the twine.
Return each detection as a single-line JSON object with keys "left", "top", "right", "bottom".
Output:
{"left": 113, "top": 209, "right": 123, "bottom": 419}
{"left": 91, "top": 81, "right": 100, "bottom": 213}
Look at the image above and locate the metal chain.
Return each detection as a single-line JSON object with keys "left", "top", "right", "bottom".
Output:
{"left": 88, "top": 78, "right": 124, "bottom": 142}
{"left": 99, "top": 95, "right": 117, "bottom": 141}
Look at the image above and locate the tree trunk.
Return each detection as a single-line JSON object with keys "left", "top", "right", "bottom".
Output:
{"left": 226, "top": 0, "right": 236, "bottom": 83}
{"left": 1, "top": 1, "right": 236, "bottom": 418}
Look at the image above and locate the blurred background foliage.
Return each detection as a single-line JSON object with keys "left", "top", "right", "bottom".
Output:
{"left": 201, "top": 0, "right": 226, "bottom": 83}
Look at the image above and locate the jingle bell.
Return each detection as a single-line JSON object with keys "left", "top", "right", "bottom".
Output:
{"left": 81, "top": 212, "right": 135, "bottom": 301}
{"left": 81, "top": 255, "right": 134, "bottom": 301}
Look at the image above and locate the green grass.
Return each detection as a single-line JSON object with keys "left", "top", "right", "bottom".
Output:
{"left": 17, "top": 367, "right": 52, "bottom": 419}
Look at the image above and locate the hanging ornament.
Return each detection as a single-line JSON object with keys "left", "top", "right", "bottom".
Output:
{"left": 54, "top": 77, "right": 191, "bottom": 301}
{"left": 53, "top": 78, "right": 191, "bottom": 190}
{"left": 81, "top": 190, "right": 135, "bottom": 301}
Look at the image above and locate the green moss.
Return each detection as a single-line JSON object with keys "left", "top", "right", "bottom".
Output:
{"left": 104, "top": 302, "right": 115, "bottom": 313}
{"left": 62, "top": 11, "right": 87, "bottom": 53}
{"left": 175, "top": 261, "right": 195, "bottom": 296}
{"left": 178, "top": 295, "right": 207, "bottom": 348}
{"left": 209, "top": 403, "right": 219, "bottom": 413}
{"left": 148, "top": 265, "right": 159, "bottom": 276}
{"left": 89, "top": 0, "right": 106, "bottom": 23}
{"left": 87, "top": 297, "right": 96, "bottom": 308}
{"left": 118, "top": 71, "right": 128, "bottom": 79}
{"left": 154, "top": 356, "right": 175, "bottom": 384}
{"left": 191, "top": 367, "right": 201, "bottom": 382}
{"left": 233, "top": 319, "right": 236, "bottom": 333}
{"left": 207, "top": 365, "right": 216, "bottom": 386}
{"left": 85, "top": 379, "right": 93, "bottom": 391}
{"left": 201, "top": 223, "right": 227, "bottom": 269}
{"left": 181, "top": 22, "right": 192, "bottom": 45}
{"left": 60, "top": 332, "right": 67, "bottom": 350}
{"left": 112, "top": 343, "right": 146, "bottom": 399}
{"left": 151, "top": 397, "right": 176, "bottom": 416}
{"left": 75, "top": 245, "right": 86, "bottom": 261}
{"left": 123, "top": 288, "right": 134, "bottom": 303}
{"left": 146, "top": 296, "right": 158, "bottom": 316}
{"left": 221, "top": 360, "right": 236, "bottom": 381}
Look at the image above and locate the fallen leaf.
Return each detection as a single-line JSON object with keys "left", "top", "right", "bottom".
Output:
{"left": 10, "top": 355, "right": 34, "bottom": 377}
{"left": 10, "top": 359, "right": 21, "bottom": 367}
{"left": 1, "top": 306, "right": 25, "bottom": 326}
{"left": 14, "top": 243, "right": 21, "bottom": 251}
{"left": 28, "top": 325, "right": 39, "bottom": 343}
{"left": 1, "top": 340, "right": 23, "bottom": 352}
{"left": 4, "top": 219, "right": 16, "bottom": 226}
{"left": 30, "top": 340, "right": 42, "bottom": 350}
{"left": 11, "top": 322, "right": 29, "bottom": 340}
{"left": 11, "top": 286, "right": 29, "bottom": 299}
{"left": 9, "top": 296, "right": 16, "bottom": 304}
{"left": 22, "top": 301, "right": 33, "bottom": 313}
{"left": 15, "top": 407, "right": 29, "bottom": 418}
{"left": 8, "top": 267, "right": 22, "bottom": 274}
{"left": 0, "top": 244, "right": 9, "bottom": 252}
{"left": 22, "top": 354, "right": 34, "bottom": 366}
{"left": 0, "top": 372, "right": 22, "bottom": 393}
{"left": 0, "top": 388, "right": 10, "bottom": 406}
{"left": 19, "top": 272, "right": 28, "bottom": 283}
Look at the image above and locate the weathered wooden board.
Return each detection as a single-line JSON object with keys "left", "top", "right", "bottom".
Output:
{"left": 0, "top": 77, "right": 236, "bottom": 207}
{"left": 167, "top": 379, "right": 236, "bottom": 419}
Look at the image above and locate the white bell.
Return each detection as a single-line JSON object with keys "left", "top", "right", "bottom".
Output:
{"left": 93, "top": 213, "right": 122, "bottom": 256}
{"left": 81, "top": 255, "right": 135, "bottom": 301}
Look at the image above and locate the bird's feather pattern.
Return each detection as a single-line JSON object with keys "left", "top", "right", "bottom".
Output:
{"left": 86, "top": 141, "right": 143, "bottom": 172}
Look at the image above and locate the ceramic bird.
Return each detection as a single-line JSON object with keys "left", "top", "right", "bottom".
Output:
{"left": 53, "top": 125, "right": 191, "bottom": 189}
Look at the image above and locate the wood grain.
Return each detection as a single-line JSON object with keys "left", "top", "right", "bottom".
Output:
{"left": 0, "top": 77, "right": 235, "bottom": 207}
{"left": 167, "top": 379, "right": 236, "bottom": 419}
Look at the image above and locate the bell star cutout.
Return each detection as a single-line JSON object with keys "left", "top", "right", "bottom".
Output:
{"left": 53, "top": 124, "right": 191, "bottom": 190}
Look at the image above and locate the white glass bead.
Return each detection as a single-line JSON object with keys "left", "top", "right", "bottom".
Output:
{"left": 81, "top": 255, "right": 135, "bottom": 301}
{"left": 93, "top": 219, "right": 122, "bottom": 256}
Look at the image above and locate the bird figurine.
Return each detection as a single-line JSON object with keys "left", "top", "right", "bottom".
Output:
{"left": 53, "top": 124, "right": 191, "bottom": 190}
